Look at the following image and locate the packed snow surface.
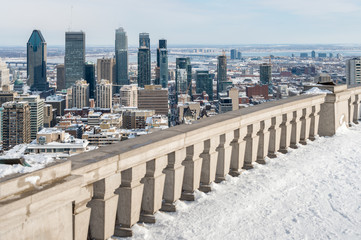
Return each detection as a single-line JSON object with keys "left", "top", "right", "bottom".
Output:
{"left": 125, "top": 124, "right": 361, "bottom": 240}
{"left": 304, "top": 87, "right": 332, "bottom": 94}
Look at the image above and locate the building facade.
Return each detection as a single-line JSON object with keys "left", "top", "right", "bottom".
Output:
{"left": 138, "top": 85, "right": 168, "bottom": 115}
{"left": 156, "top": 39, "right": 168, "bottom": 88}
{"left": 84, "top": 62, "right": 96, "bottom": 99}
{"left": 120, "top": 84, "right": 138, "bottom": 107}
{"left": 65, "top": 32, "right": 85, "bottom": 89}
{"left": 196, "top": 70, "right": 213, "bottom": 101}
{"left": 95, "top": 79, "right": 112, "bottom": 109}
{"left": 260, "top": 63, "right": 272, "bottom": 93}
{"left": 175, "top": 57, "right": 192, "bottom": 103}
{"left": 56, "top": 64, "right": 65, "bottom": 90}
{"left": 138, "top": 33, "right": 151, "bottom": 87}
{"left": 27, "top": 30, "right": 49, "bottom": 91}
{"left": 97, "top": 58, "right": 115, "bottom": 85}
{"left": 2, "top": 101, "right": 31, "bottom": 150}
{"left": 72, "top": 80, "right": 89, "bottom": 108}
{"left": 346, "top": 58, "right": 361, "bottom": 86}
{"left": 0, "top": 59, "right": 10, "bottom": 90}
{"left": 115, "top": 27, "right": 129, "bottom": 90}
{"left": 217, "top": 54, "right": 228, "bottom": 97}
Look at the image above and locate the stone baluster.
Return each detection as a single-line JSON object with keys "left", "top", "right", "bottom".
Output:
{"left": 229, "top": 128, "right": 247, "bottom": 176}
{"left": 290, "top": 110, "right": 303, "bottom": 149}
{"left": 353, "top": 94, "right": 360, "bottom": 124}
{"left": 309, "top": 104, "right": 321, "bottom": 141}
{"left": 161, "top": 149, "right": 185, "bottom": 212}
{"left": 279, "top": 112, "right": 293, "bottom": 154}
{"left": 181, "top": 143, "right": 204, "bottom": 201}
{"left": 256, "top": 119, "right": 272, "bottom": 164}
{"left": 72, "top": 185, "right": 92, "bottom": 240}
{"left": 268, "top": 115, "right": 283, "bottom": 158}
{"left": 88, "top": 174, "right": 121, "bottom": 240}
{"left": 299, "top": 107, "right": 312, "bottom": 145}
{"left": 348, "top": 95, "right": 355, "bottom": 127}
{"left": 140, "top": 156, "right": 167, "bottom": 223}
{"left": 243, "top": 123, "right": 261, "bottom": 169}
{"left": 199, "top": 137, "right": 220, "bottom": 192}
{"left": 114, "top": 164, "right": 146, "bottom": 237}
{"left": 215, "top": 132, "right": 234, "bottom": 182}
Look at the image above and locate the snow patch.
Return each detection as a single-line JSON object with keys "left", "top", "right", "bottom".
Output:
{"left": 304, "top": 87, "right": 332, "bottom": 94}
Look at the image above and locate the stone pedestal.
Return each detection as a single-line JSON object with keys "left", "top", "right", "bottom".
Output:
{"left": 310, "top": 105, "right": 321, "bottom": 140}
{"left": 114, "top": 164, "right": 146, "bottom": 237}
{"left": 199, "top": 137, "right": 219, "bottom": 192}
{"left": 181, "top": 143, "right": 203, "bottom": 201}
{"left": 88, "top": 174, "right": 121, "bottom": 240}
{"left": 290, "top": 110, "right": 303, "bottom": 149}
{"left": 279, "top": 113, "right": 293, "bottom": 154}
{"left": 268, "top": 115, "right": 282, "bottom": 158}
{"left": 230, "top": 128, "right": 247, "bottom": 176}
{"left": 161, "top": 149, "right": 185, "bottom": 212}
{"left": 256, "top": 119, "right": 272, "bottom": 164}
{"left": 300, "top": 107, "right": 312, "bottom": 145}
{"left": 243, "top": 123, "right": 260, "bottom": 170}
{"left": 352, "top": 94, "right": 360, "bottom": 124}
{"left": 215, "top": 132, "right": 233, "bottom": 182}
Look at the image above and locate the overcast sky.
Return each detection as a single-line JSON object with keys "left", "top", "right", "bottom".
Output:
{"left": 1, "top": 0, "right": 361, "bottom": 47}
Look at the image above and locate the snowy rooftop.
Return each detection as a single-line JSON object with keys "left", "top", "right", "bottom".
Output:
{"left": 125, "top": 124, "right": 361, "bottom": 239}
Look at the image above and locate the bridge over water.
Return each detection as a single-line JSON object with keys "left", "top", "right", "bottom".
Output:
{"left": 0, "top": 85, "right": 359, "bottom": 239}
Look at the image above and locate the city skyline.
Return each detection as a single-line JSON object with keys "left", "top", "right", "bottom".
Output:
{"left": 1, "top": 0, "right": 361, "bottom": 46}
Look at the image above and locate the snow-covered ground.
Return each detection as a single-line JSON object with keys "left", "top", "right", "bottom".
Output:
{"left": 124, "top": 124, "right": 361, "bottom": 240}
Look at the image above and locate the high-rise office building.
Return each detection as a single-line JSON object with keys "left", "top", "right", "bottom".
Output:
{"left": 120, "top": 84, "right": 138, "bottom": 108}
{"left": 175, "top": 57, "right": 192, "bottom": 103}
{"left": 2, "top": 102, "right": 31, "bottom": 150}
{"left": 15, "top": 94, "right": 44, "bottom": 140}
{"left": 230, "top": 49, "right": 237, "bottom": 60}
{"left": 138, "top": 85, "right": 168, "bottom": 115}
{"left": 85, "top": 62, "right": 96, "bottom": 99}
{"left": 346, "top": 58, "right": 361, "bottom": 86}
{"left": 72, "top": 80, "right": 89, "bottom": 108}
{"left": 260, "top": 63, "right": 272, "bottom": 93}
{"left": 56, "top": 64, "right": 65, "bottom": 90}
{"left": 0, "top": 91, "right": 17, "bottom": 106}
{"left": 138, "top": 33, "right": 151, "bottom": 87}
{"left": 196, "top": 70, "right": 213, "bottom": 101}
{"left": 311, "top": 50, "right": 316, "bottom": 58}
{"left": 27, "top": 30, "right": 49, "bottom": 91}
{"left": 65, "top": 32, "right": 85, "bottom": 89}
{"left": 95, "top": 79, "right": 112, "bottom": 109}
{"left": 217, "top": 54, "right": 227, "bottom": 97}
{"left": 97, "top": 58, "right": 115, "bottom": 85}
{"left": 156, "top": 39, "right": 168, "bottom": 88}
{"left": 0, "top": 59, "right": 9, "bottom": 89}
{"left": 115, "top": 27, "right": 128, "bottom": 90}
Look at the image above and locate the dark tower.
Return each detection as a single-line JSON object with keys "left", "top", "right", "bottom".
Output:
{"left": 137, "top": 33, "right": 151, "bottom": 87}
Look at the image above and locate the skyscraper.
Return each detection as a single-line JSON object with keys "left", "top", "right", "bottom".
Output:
{"left": 311, "top": 50, "right": 316, "bottom": 58}
{"left": 56, "top": 64, "right": 65, "bottom": 90}
{"left": 72, "top": 80, "right": 89, "bottom": 108}
{"left": 0, "top": 59, "right": 10, "bottom": 89}
{"left": 156, "top": 39, "right": 168, "bottom": 88}
{"left": 84, "top": 62, "right": 96, "bottom": 99}
{"left": 115, "top": 27, "right": 129, "bottom": 91}
{"left": 2, "top": 102, "right": 31, "bottom": 150}
{"left": 196, "top": 70, "right": 213, "bottom": 101}
{"left": 175, "top": 57, "right": 192, "bottom": 103}
{"left": 95, "top": 79, "right": 112, "bottom": 109}
{"left": 260, "top": 63, "right": 272, "bottom": 93}
{"left": 138, "top": 33, "right": 151, "bottom": 87}
{"left": 97, "top": 58, "right": 115, "bottom": 84}
{"left": 27, "top": 30, "right": 49, "bottom": 91}
{"left": 230, "top": 49, "right": 237, "bottom": 60}
{"left": 217, "top": 54, "right": 227, "bottom": 97}
{"left": 346, "top": 58, "right": 361, "bottom": 86}
{"left": 65, "top": 32, "right": 85, "bottom": 89}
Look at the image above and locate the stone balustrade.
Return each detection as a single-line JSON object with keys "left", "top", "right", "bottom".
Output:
{"left": 1, "top": 85, "right": 361, "bottom": 239}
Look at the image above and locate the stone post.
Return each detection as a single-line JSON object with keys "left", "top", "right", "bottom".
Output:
{"left": 140, "top": 156, "right": 167, "bottom": 223}
{"left": 256, "top": 119, "right": 272, "bottom": 164}
{"left": 268, "top": 115, "right": 282, "bottom": 158}
{"left": 181, "top": 142, "right": 204, "bottom": 201}
{"left": 72, "top": 185, "right": 92, "bottom": 240}
{"left": 299, "top": 107, "right": 312, "bottom": 145}
{"left": 352, "top": 94, "right": 360, "bottom": 124}
{"left": 161, "top": 149, "right": 185, "bottom": 212}
{"left": 243, "top": 123, "right": 260, "bottom": 169}
{"left": 88, "top": 174, "right": 121, "bottom": 240}
{"left": 230, "top": 128, "right": 247, "bottom": 176}
{"left": 114, "top": 164, "right": 146, "bottom": 237}
{"left": 310, "top": 104, "right": 321, "bottom": 140}
{"left": 290, "top": 110, "right": 303, "bottom": 149}
{"left": 199, "top": 137, "right": 219, "bottom": 192}
{"left": 279, "top": 112, "right": 293, "bottom": 154}
{"left": 215, "top": 132, "right": 234, "bottom": 182}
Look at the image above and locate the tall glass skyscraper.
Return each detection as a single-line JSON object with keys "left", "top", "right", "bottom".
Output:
{"left": 156, "top": 39, "right": 168, "bottom": 88}
{"left": 138, "top": 33, "right": 151, "bottom": 87}
{"left": 115, "top": 27, "right": 128, "bottom": 91}
{"left": 175, "top": 57, "right": 192, "bottom": 103}
{"left": 196, "top": 70, "right": 213, "bottom": 101}
{"left": 84, "top": 62, "right": 96, "bottom": 99}
{"left": 217, "top": 54, "right": 227, "bottom": 97}
{"left": 65, "top": 32, "right": 85, "bottom": 89}
{"left": 260, "top": 63, "right": 272, "bottom": 93}
{"left": 27, "top": 30, "right": 49, "bottom": 91}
